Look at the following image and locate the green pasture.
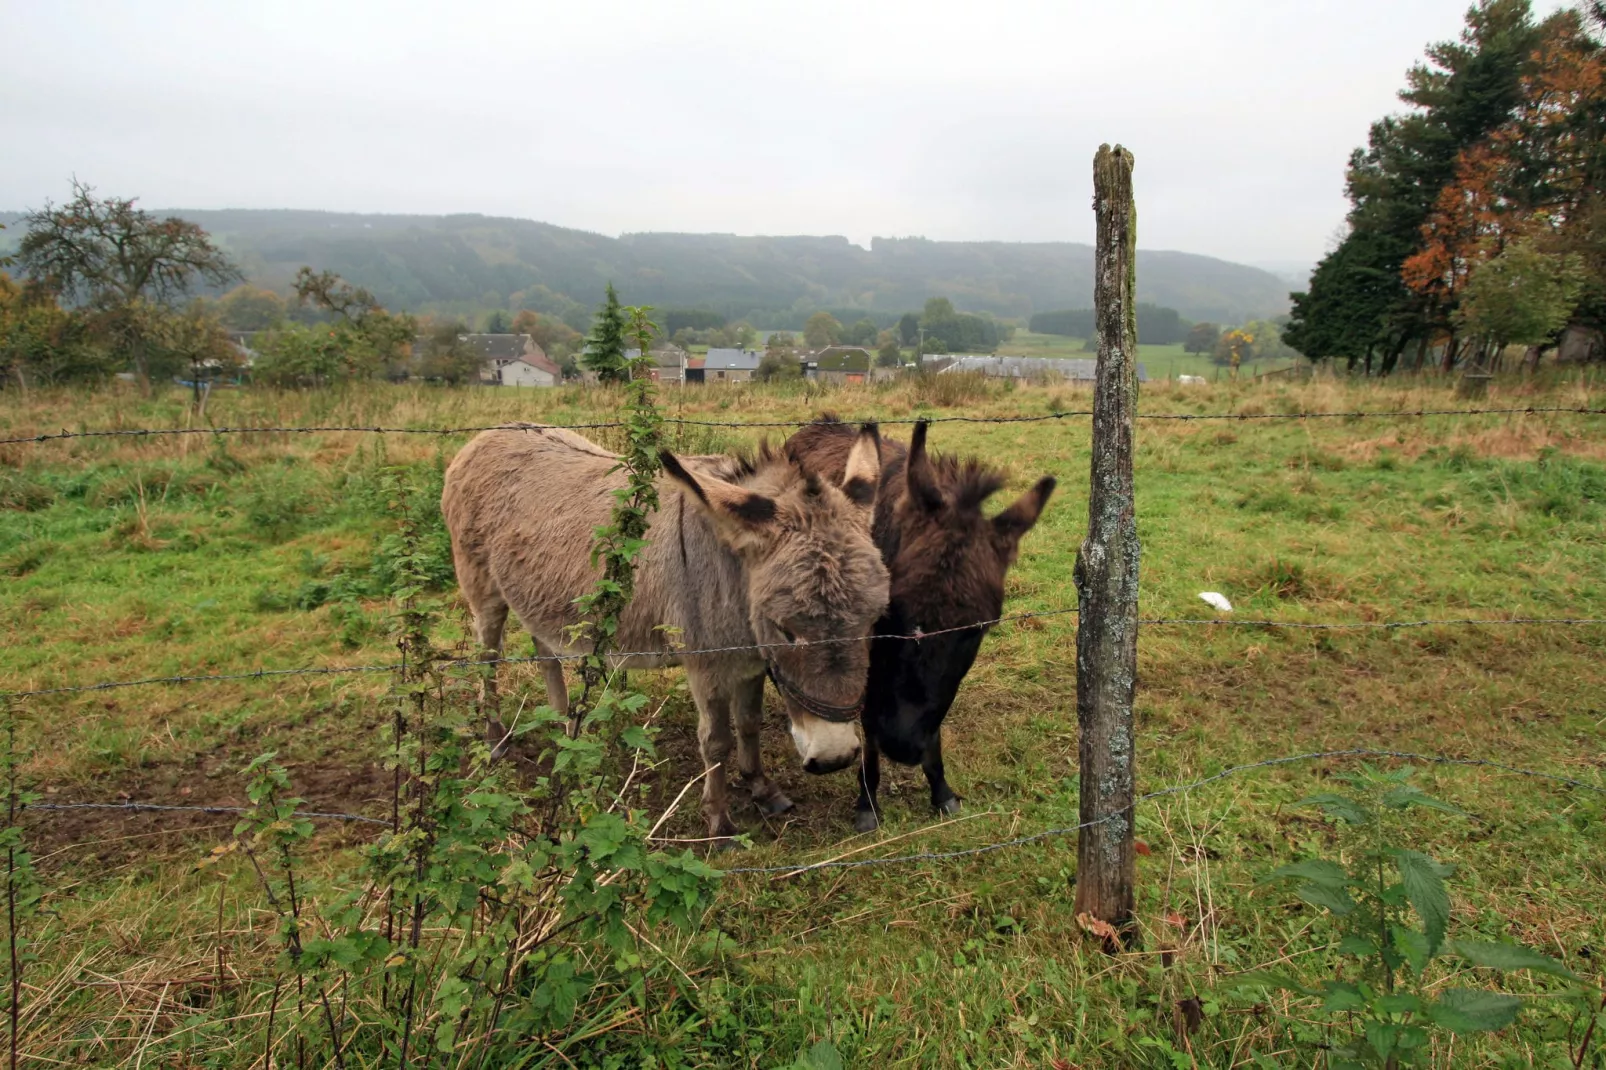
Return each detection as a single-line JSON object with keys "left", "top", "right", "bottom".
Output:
{"left": 0, "top": 371, "right": 1602, "bottom": 1066}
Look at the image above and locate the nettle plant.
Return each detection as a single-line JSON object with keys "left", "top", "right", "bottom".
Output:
{"left": 219, "top": 332, "right": 724, "bottom": 1066}
{"left": 1234, "top": 765, "right": 1590, "bottom": 1068}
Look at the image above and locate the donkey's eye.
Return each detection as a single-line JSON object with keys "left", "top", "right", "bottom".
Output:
{"left": 775, "top": 622, "right": 798, "bottom": 643}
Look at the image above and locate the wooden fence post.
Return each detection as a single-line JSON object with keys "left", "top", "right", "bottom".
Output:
{"left": 1075, "top": 143, "right": 1140, "bottom": 941}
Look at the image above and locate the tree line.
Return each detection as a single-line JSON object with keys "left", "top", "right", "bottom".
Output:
{"left": 1286, "top": 0, "right": 1606, "bottom": 373}
{"left": 100, "top": 208, "right": 1289, "bottom": 326}
{"left": 1029, "top": 304, "right": 1189, "bottom": 345}
{"left": 11, "top": 183, "right": 1280, "bottom": 391}
{"left": 0, "top": 184, "right": 599, "bottom": 390}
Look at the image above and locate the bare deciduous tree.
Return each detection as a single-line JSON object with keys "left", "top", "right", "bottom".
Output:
{"left": 17, "top": 181, "right": 239, "bottom": 382}
{"left": 292, "top": 267, "right": 381, "bottom": 322}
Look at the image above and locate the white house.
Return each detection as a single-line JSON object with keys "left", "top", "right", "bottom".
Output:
{"left": 499, "top": 356, "right": 560, "bottom": 388}
{"left": 454, "top": 334, "right": 550, "bottom": 383}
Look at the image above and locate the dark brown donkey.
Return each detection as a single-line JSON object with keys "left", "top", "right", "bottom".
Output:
{"left": 786, "top": 418, "right": 1055, "bottom": 832}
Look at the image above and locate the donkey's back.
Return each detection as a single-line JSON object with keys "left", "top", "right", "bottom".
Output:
{"left": 447, "top": 426, "right": 627, "bottom": 640}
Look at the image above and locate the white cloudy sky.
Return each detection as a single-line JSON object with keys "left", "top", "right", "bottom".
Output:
{"left": 0, "top": 0, "right": 1571, "bottom": 266}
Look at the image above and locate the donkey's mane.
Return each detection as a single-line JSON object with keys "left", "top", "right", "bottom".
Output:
{"left": 926, "top": 454, "right": 1007, "bottom": 513}
{"left": 706, "top": 440, "right": 787, "bottom": 485}
{"left": 804, "top": 415, "right": 1005, "bottom": 512}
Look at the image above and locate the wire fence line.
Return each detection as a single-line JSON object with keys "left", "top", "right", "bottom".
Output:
{"left": 4, "top": 612, "right": 1604, "bottom": 702}
{"left": 27, "top": 800, "right": 392, "bottom": 827}
{"left": 8, "top": 409, "right": 1605, "bottom": 874}
{"left": 3, "top": 405, "right": 1604, "bottom": 446}
{"left": 1134, "top": 616, "right": 1606, "bottom": 630}
{"left": 722, "top": 749, "right": 1606, "bottom": 877}
{"left": 20, "top": 749, "right": 1603, "bottom": 878}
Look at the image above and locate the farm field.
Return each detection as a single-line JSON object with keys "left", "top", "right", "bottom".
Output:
{"left": 1, "top": 370, "right": 1604, "bottom": 1067}
{"left": 1000, "top": 334, "right": 1269, "bottom": 381}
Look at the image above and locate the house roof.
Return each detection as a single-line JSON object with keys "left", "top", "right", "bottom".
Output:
{"left": 938, "top": 355, "right": 1148, "bottom": 382}
{"left": 814, "top": 346, "right": 871, "bottom": 371}
{"left": 506, "top": 352, "right": 562, "bottom": 377}
{"left": 704, "top": 348, "right": 761, "bottom": 370}
{"left": 623, "top": 346, "right": 689, "bottom": 367}
{"left": 459, "top": 333, "right": 541, "bottom": 361}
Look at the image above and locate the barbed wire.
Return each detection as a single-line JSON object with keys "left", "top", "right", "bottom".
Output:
{"left": 0, "top": 609, "right": 1075, "bottom": 700}
{"left": 720, "top": 748, "right": 1606, "bottom": 877}
{"left": 27, "top": 800, "right": 391, "bottom": 826}
{"left": 1136, "top": 616, "right": 1606, "bottom": 629}
{"left": 1137, "top": 405, "right": 1605, "bottom": 422}
{"left": 3, "top": 405, "right": 1602, "bottom": 446}
{"left": 21, "top": 749, "right": 1602, "bottom": 872}
{"left": 4, "top": 611, "right": 1603, "bottom": 702}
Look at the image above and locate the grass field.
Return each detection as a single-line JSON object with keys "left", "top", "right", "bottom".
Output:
{"left": 1, "top": 369, "right": 1604, "bottom": 1067}
{"left": 1003, "top": 332, "right": 1289, "bottom": 382}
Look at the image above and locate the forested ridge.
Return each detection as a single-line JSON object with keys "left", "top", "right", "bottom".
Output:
{"left": 0, "top": 208, "right": 1288, "bottom": 327}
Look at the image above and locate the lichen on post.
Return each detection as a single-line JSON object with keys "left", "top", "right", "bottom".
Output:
{"left": 1074, "top": 143, "right": 1140, "bottom": 943}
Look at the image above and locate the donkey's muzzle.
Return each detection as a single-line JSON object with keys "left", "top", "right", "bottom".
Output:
{"left": 803, "top": 748, "right": 860, "bottom": 775}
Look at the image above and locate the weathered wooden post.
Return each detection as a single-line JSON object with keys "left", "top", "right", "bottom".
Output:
{"left": 1074, "top": 144, "right": 1140, "bottom": 941}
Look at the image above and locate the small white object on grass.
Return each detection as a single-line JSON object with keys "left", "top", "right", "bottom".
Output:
{"left": 1198, "top": 592, "right": 1233, "bottom": 613}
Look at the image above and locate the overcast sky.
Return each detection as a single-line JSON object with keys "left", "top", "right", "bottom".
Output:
{"left": 0, "top": 0, "right": 1571, "bottom": 267}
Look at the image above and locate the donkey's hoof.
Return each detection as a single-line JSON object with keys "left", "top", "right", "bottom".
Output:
{"left": 936, "top": 796, "right": 962, "bottom": 816}
{"left": 758, "top": 791, "right": 795, "bottom": 816}
{"left": 853, "top": 809, "right": 881, "bottom": 834}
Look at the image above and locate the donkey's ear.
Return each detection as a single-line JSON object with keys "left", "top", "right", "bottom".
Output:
{"left": 837, "top": 422, "right": 881, "bottom": 516}
{"left": 660, "top": 450, "right": 777, "bottom": 550}
{"left": 991, "top": 475, "right": 1056, "bottom": 564}
{"left": 905, "top": 420, "right": 944, "bottom": 512}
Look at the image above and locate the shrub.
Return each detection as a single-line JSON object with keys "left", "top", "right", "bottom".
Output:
{"left": 216, "top": 333, "right": 722, "bottom": 1064}
{"left": 1227, "top": 765, "right": 1588, "bottom": 1067}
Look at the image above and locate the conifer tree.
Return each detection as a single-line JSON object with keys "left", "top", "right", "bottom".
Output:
{"left": 1286, "top": 0, "right": 1545, "bottom": 371}
{"left": 581, "top": 282, "right": 630, "bottom": 383}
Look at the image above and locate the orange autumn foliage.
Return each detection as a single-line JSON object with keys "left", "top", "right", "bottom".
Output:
{"left": 1403, "top": 17, "right": 1605, "bottom": 312}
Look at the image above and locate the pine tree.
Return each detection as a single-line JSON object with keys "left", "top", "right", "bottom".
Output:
{"left": 581, "top": 283, "right": 629, "bottom": 384}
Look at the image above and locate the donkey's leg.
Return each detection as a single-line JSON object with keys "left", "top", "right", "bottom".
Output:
{"left": 532, "top": 637, "right": 569, "bottom": 722}
{"left": 687, "top": 669, "right": 738, "bottom": 839}
{"left": 476, "top": 604, "right": 512, "bottom": 757}
{"left": 733, "top": 674, "right": 792, "bottom": 815}
{"left": 922, "top": 731, "right": 961, "bottom": 815}
{"left": 854, "top": 734, "right": 883, "bottom": 833}
{"left": 460, "top": 576, "right": 512, "bottom": 757}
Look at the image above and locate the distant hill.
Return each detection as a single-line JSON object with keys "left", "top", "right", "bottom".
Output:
{"left": 1250, "top": 260, "right": 1315, "bottom": 291}
{"left": 0, "top": 208, "right": 1292, "bottom": 325}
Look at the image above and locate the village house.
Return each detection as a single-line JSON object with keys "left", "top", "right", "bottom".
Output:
{"left": 806, "top": 345, "right": 873, "bottom": 384}
{"left": 621, "top": 345, "right": 691, "bottom": 384}
{"left": 496, "top": 352, "right": 563, "bottom": 387}
{"left": 454, "top": 333, "right": 549, "bottom": 384}
{"left": 700, "top": 348, "right": 762, "bottom": 383}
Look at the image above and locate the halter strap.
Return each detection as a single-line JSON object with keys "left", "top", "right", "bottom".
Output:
{"left": 766, "top": 664, "right": 863, "bottom": 724}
